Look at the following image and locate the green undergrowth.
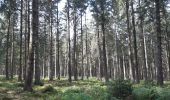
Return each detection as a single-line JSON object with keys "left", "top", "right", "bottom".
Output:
{"left": 132, "top": 80, "right": 170, "bottom": 100}
{"left": 1, "top": 77, "right": 170, "bottom": 100}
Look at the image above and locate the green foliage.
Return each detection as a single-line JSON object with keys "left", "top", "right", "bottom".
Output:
{"left": 108, "top": 79, "right": 132, "bottom": 99}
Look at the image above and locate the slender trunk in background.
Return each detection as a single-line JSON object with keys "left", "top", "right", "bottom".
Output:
{"left": 131, "top": 0, "right": 139, "bottom": 83}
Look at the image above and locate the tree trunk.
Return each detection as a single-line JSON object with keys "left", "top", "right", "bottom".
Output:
{"left": 56, "top": 1, "right": 60, "bottom": 80}
{"left": 5, "top": 10, "right": 11, "bottom": 80}
{"left": 34, "top": 40, "right": 41, "bottom": 85}
{"left": 18, "top": 0, "right": 23, "bottom": 82}
{"left": 81, "top": 12, "right": 84, "bottom": 80}
{"left": 155, "top": 0, "right": 163, "bottom": 86}
{"left": 131, "top": 0, "right": 139, "bottom": 83}
{"left": 67, "top": 0, "right": 72, "bottom": 83}
{"left": 24, "top": 0, "right": 28, "bottom": 80}
{"left": 138, "top": 0, "right": 148, "bottom": 81}
{"left": 126, "top": 0, "right": 135, "bottom": 81}
{"left": 24, "top": 0, "right": 39, "bottom": 91}
{"left": 49, "top": 1, "right": 54, "bottom": 81}
{"left": 101, "top": 2, "right": 108, "bottom": 82}
{"left": 73, "top": 8, "right": 78, "bottom": 81}
{"left": 85, "top": 13, "right": 89, "bottom": 79}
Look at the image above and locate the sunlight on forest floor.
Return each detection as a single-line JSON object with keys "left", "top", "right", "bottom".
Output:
{"left": 1, "top": 77, "right": 170, "bottom": 100}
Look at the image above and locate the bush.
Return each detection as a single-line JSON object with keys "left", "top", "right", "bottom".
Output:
{"left": 86, "top": 86, "right": 109, "bottom": 100}
{"left": 132, "top": 86, "right": 170, "bottom": 100}
{"left": 41, "top": 85, "right": 56, "bottom": 93}
{"left": 34, "top": 81, "right": 44, "bottom": 86}
{"left": 64, "top": 88, "right": 84, "bottom": 94}
{"left": 140, "top": 80, "right": 156, "bottom": 88}
{"left": 62, "top": 90, "right": 91, "bottom": 100}
{"left": 156, "top": 89, "right": 170, "bottom": 100}
{"left": 132, "top": 87, "right": 151, "bottom": 100}
{"left": 108, "top": 79, "right": 132, "bottom": 99}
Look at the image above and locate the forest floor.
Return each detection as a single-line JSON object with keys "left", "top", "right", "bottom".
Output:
{"left": 0, "top": 77, "right": 170, "bottom": 100}
{"left": 0, "top": 77, "right": 108, "bottom": 100}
